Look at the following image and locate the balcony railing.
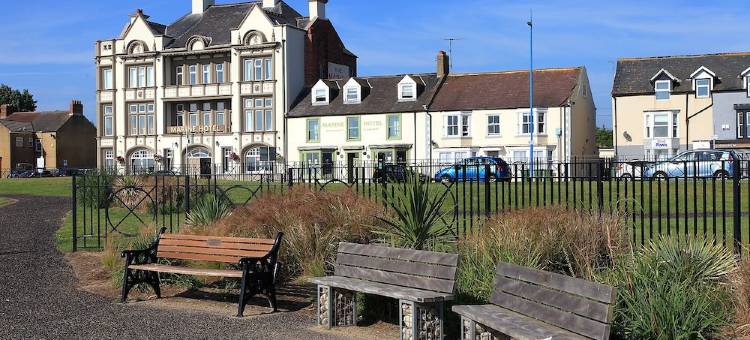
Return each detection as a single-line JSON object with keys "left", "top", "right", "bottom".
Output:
{"left": 125, "top": 88, "right": 156, "bottom": 101}
{"left": 164, "top": 84, "right": 232, "bottom": 99}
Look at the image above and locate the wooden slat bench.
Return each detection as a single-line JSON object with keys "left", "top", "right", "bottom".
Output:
{"left": 308, "top": 242, "right": 459, "bottom": 340}
{"left": 452, "top": 262, "right": 617, "bottom": 340}
{"left": 120, "top": 227, "right": 284, "bottom": 317}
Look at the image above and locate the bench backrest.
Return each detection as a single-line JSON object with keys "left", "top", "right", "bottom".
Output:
{"left": 490, "top": 263, "right": 617, "bottom": 340}
{"left": 334, "top": 243, "right": 459, "bottom": 295}
{"left": 157, "top": 233, "right": 279, "bottom": 264}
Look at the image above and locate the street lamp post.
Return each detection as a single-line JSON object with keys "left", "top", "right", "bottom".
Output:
{"left": 528, "top": 12, "right": 535, "bottom": 179}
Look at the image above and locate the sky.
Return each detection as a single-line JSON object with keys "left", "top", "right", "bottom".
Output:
{"left": 1, "top": 0, "right": 749, "bottom": 128}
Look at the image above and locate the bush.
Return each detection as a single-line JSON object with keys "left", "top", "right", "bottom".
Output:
{"left": 727, "top": 259, "right": 750, "bottom": 337}
{"left": 102, "top": 225, "right": 162, "bottom": 288}
{"left": 611, "top": 238, "right": 735, "bottom": 339}
{"left": 188, "top": 186, "right": 381, "bottom": 281}
{"left": 455, "top": 207, "right": 628, "bottom": 302}
{"left": 184, "top": 193, "right": 232, "bottom": 229}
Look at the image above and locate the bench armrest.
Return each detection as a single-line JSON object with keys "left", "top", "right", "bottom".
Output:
{"left": 121, "top": 227, "right": 167, "bottom": 266}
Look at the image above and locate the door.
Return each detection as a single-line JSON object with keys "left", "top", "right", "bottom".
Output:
{"left": 321, "top": 151, "right": 334, "bottom": 177}
{"left": 199, "top": 158, "right": 212, "bottom": 177}
{"left": 347, "top": 153, "right": 360, "bottom": 183}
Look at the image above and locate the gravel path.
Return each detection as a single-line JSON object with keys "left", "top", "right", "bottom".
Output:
{"left": 0, "top": 195, "right": 349, "bottom": 340}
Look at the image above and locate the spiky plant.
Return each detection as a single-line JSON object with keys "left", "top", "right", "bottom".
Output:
{"left": 375, "top": 173, "right": 453, "bottom": 250}
{"left": 185, "top": 193, "right": 233, "bottom": 229}
{"left": 642, "top": 237, "right": 736, "bottom": 284}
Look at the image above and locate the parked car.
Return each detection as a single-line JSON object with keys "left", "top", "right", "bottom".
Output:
{"left": 614, "top": 160, "right": 649, "bottom": 179}
{"left": 643, "top": 150, "right": 738, "bottom": 179}
{"left": 373, "top": 163, "right": 428, "bottom": 183}
{"left": 434, "top": 157, "right": 512, "bottom": 182}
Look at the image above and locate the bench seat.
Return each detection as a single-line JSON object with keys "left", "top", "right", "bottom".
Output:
{"left": 453, "top": 304, "right": 584, "bottom": 340}
{"left": 129, "top": 264, "right": 243, "bottom": 278}
{"left": 308, "top": 276, "right": 454, "bottom": 303}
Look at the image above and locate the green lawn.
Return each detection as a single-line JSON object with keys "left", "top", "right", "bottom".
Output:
{"left": 0, "top": 177, "right": 71, "bottom": 197}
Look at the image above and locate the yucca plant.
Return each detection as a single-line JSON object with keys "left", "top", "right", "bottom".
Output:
{"left": 375, "top": 173, "right": 453, "bottom": 250}
{"left": 185, "top": 193, "right": 233, "bottom": 229}
{"left": 642, "top": 237, "right": 736, "bottom": 284}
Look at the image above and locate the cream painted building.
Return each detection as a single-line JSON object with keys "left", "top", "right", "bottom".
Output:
{"left": 287, "top": 52, "right": 598, "bottom": 175}
{"left": 612, "top": 53, "right": 750, "bottom": 160}
{"left": 95, "top": 0, "right": 356, "bottom": 174}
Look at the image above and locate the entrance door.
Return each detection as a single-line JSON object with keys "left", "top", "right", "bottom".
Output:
{"left": 200, "top": 158, "right": 212, "bottom": 177}
{"left": 346, "top": 152, "right": 360, "bottom": 183}
{"left": 321, "top": 151, "right": 334, "bottom": 177}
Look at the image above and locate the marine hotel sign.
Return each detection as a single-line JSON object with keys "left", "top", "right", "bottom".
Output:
{"left": 168, "top": 125, "right": 227, "bottom": 134}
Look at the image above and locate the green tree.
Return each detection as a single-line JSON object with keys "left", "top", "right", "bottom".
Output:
{"left": 0, "top": 84, "right": 37, "bottom": 112}
{"left": 596, "top": 127, "right": 613, "bottom": 148}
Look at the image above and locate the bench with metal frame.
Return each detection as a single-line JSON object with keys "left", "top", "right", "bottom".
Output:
{"left": 308, "top": 242, "right": 459, "bottom": 340}
{"left": 453, "top": 262, "right": 617, "bottom": 340}
{"left": 120, "top": 227, "right": 284, "bottom": 317}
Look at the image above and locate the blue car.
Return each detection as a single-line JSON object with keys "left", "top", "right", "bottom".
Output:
{"left": 643, "top": 150, "right": 737, "bottom": 179}
{"left": 434, "top": 157, "right": 512, "bottom": 182}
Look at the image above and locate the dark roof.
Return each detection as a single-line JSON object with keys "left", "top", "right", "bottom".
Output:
{"left": 162, "top": 1, "right": 303, "bottom": 50}
{"left": 0, "top": 111, "right": 79, "bottom": 132}
{"left": 612, "top": 52, "right": 750, "bottom": 96}
{"left": 288, "top": 74, "right": 441, "bottom": 118}
{"left": 147, "top": 21, "right": 167, "bottom": 35}
{"left": 430, "top": 68, "right": 582, "bottom": 111}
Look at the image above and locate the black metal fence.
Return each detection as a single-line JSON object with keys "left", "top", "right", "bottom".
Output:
{"left": 69, "top": 159, "right": 750, "bottom": 257}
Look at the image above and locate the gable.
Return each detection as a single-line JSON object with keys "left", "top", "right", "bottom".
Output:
{"left": 234, "top": 5, "right": 276, "bottom": 45}
{"left": 120, "top": 16, "right": 158, "bottom": 53}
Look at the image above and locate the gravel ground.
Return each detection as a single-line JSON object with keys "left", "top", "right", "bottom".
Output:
{"left": 0, "top": 195, "right": 351, "bottom": 340}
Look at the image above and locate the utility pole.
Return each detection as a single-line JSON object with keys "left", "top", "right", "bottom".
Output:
{"left": 527, "top": 11, "right": 535, "bottom": 178}
{"left": 443, "top": 37, "right": 461, "bottom": 70}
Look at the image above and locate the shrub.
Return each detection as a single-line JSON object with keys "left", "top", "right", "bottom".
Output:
{"left": 375, "top": 174, "right": 453, "bottom": 250}
{"left": 184, "top": 193, "right": 232, "bottom": 229}
{"left": 102, "top": 225, "right": 162, "bottom": 288}
{"left": 455, "top": 207, "right": 628, "bottom": 302}
{"left": 189, "top": 186, "right": 381, "bottom": 281}
{"left": 611, "top": 237, "right": 735, "bottom": 339}
{"left": 727, "top": 259, "right": 750, "bottom": 337}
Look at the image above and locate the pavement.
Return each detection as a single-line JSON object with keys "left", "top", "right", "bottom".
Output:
{"left": 0, "top": 195, "right": 351, "bottom": 340}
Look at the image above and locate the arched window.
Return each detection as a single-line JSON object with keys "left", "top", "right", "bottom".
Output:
{"left": 243, "top": 31, "right": 266, "bottom": 46}
{"left": 245, "top": 145, "right": 275, "bottom": 173}
{"left": 187, "top": 147, "right": 211, "bottom": 159}
{"left": 130, "top": 149, "right": 154, "bottom": 174}
{"left": 128, "top": 41, "right": 147, "bottom": 55}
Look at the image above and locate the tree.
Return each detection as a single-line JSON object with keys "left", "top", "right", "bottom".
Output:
{"left": 0, "top": 84, "right": 37, "bottom": 112}
{"left": 596, "top": 127, "right": 613, "bottom": 148}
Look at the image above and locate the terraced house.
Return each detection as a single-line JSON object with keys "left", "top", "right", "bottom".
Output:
{"left": 613, "top": 52, "right": 750, "bottom": 160}
{"left": 95, "top": 0, "right": 356, "bottom": 174}
{"left": 287, "top": 51, "right": 597, "bottom": 174}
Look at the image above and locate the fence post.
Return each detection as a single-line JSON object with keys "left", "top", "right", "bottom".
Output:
{"left": 71, "top": 174, "right": 77, "bottom": 252}
{"left": 287, "top": 167, "right": 294, "bottom": 187}
{"left": 733, "top": 158, "right": 742, "bottom": 256}
{"left": 184, "top": 175, "right": 191, "bottom": 214}
{"left": 484, "top": 164, "right": 491, "bottom": 218}
{"left": 596, "top": 159, "right": 604, "bottom": 211}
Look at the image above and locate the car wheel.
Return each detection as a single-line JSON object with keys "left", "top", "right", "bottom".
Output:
{"left": 653, "top": 171, "right": 668, "bottom": 180}
{"left": 714, "top": 170, "right": 729, "bottom": 179}
{"left": 488, "top": 174, "right": 498, "bottom": 182}
{"left": 440, "top": 175, "right": 452, "bottom": 183}
{"left": 621, "top": 173, "right": 633, "bottom": 179}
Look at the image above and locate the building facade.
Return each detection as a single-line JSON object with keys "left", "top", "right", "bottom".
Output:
{"left": 0, "top": 101, "right": 97, "bottom": 171}
{"left": 287, "top": 52, "right": 598, "bottom": 172}
{"left": 95, "top": 0, "right": 355, "bottom": 174}
{"left": 612, "top": 52, "right": 750, "bottom": 160}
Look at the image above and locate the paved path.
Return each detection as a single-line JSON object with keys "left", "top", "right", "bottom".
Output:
{"left": 0, "top": 196, "right": 347, "bottom": 340}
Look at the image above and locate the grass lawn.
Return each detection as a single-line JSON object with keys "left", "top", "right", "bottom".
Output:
{"left": 0, "top": 177, "right": 71, "bottom": 197}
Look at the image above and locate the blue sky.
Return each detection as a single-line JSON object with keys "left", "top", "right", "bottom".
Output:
{"left": 1, "top": 0, "right": 749, "bottom": 128}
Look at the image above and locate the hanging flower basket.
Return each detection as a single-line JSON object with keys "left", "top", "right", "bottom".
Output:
{"left": 154, "top": 155, "right": 164, "bottom": 163}
{"left": 116, "top": 156, "right": 125, "bottom": 164}
{"left": 230, "top": 152, "right": 240, "bottom": 162}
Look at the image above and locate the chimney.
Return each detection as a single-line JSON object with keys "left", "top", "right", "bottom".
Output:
{"left": 309, "top": 0, "right": 328, "bottom": 20}
{"left": 437, "top": 51, "right": 450, "bottom": 78}
{"left": 0, "top": 104, "right": 16, "bottom": 119}
{"left": 192, "top": 0, "right": 214, "bottom": 14}
{"left": 69, "top": 100, "right": 83, "bottom": 116}
{"left": 263, "top": 0, "right": 279, "bottom": 9}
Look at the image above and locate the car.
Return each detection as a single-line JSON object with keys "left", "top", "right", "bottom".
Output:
{"left": 614, "top": 160, "right": 649, "bottom": 179}
{"left": 643, "top": 149, "right": 738, "bottom": 179}
{"left": 373, "top": 163, "right": 428, "bottom": 183}
{"left": 434, "top": 157, "right": 512, "bottom": 182}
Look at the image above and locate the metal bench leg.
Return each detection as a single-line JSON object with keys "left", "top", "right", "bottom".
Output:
{"left": 120, "top": 267, "right": 132, "bottom": 303}
{"left": 461, "top": 316, "right": 477, "bottom": 340}
{"left": 401, "top": 300, "right": 444, "bottom": 340}
{"left": 237, "top": 268, "right": 250, "bottom": 317}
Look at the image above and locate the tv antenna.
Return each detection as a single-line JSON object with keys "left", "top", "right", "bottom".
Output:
{"left": 443, "top": 37, "right": 461, "bottom": 69}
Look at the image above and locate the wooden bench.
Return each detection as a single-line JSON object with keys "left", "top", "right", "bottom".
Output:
{"left": 120, "top": 227, "right": 284, "bottom": 317}
{"left": 308, "top": 242, "right": 459, "bottom": 340}
{"left": 452, "top": 262, "right": 617, "bottom": 340}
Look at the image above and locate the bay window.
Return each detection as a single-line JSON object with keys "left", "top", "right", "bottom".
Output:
{"left": 644, "top": 111, "right": 678, "bottom": 139}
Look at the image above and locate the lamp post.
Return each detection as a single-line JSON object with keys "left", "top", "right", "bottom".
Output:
{"left": 528, "top": 12, "right": 535, "bottom": 178}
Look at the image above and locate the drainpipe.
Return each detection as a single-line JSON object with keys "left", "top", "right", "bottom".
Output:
{"left": 423, "top": 104, "right": 433, "bottom": 165}
{"left": 686, "top": 94, "right": 713, "bottom": 152}
{"left": 413, "top": 111, "right": 417, "bottom": 160}
{"left": 281, "top": 30, "right": 288, "bottom": 165}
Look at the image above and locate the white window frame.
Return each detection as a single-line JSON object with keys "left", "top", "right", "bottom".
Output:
{"left": 344, "top": 86, "right": 360, "bottom": 104}
{"left": 487, "top": 114, "right": 501, "bottom": 136}
{"left": 103, "top": 105, "right": 113, "bottom": 136}
{"left": 313, "top": 88, "right": 328, "bottom": 105}
{"left": 202, "top": 64, "right": 211, "bottom": 84}
{"left": 243, "top": 59, "right": 253, "bottom": 81}
{"left": 695, "top": 78, "right": 711, "bottom": 98}
{"left": 444, "top": 112, "right": 471, "bottom": 138}
{"left": 188, "top": 65, "right": 197, "bottom": 85}
{"left": 264, "top": 58, "right": 272, "bottom": 80}
{"left": 399, "top": 83, "right": 416, "bottom": 101}
{"left": 215, "top": 64, "right": 224, "bottom": 83}
{"left": 176, "top": 66, "right": 184, "bottom": 86}
{"left": 518, "top": 110, "right": 546, "bottom": 135}
{"left": 655, "top": 80, "right": 671, "bottom": 100}
{"left": 644, "top": 111, "right": 678, "bottom": 139}
{"left": 102, "top": 68, "right": 113, "bottom": 90}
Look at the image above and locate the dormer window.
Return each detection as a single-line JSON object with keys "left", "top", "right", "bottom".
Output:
{"left": 695, "top": 78, "right": 710, "bottom": 98}
{"left": 401, "top": 84, "right": 415, "bottom": 100}
{"left": 345, "top": 87, "right": 359, "bottom": 104}
{"left": 746, "top": 76, "right": 750, "bottom": 97}
{"left": 655, "top": 80, "right": 671, "bottom": 100}
{"left": 314, "top": 88, "right": 328, "bottom": 104}
{"left": 398, "top": 75, "right": 419, "bottom": 102}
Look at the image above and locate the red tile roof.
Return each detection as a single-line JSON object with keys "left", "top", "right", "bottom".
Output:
{"left": 430, "top": 67, "right": 582, "bottom": 111}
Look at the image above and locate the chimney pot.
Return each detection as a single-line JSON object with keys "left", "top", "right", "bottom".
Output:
{"left": 0, "top": 104, "right": 17, "bottom": 119}
{"left": 437, "top": 51, "right": 450, "bottom": 78}
{"left": 69, "top": 100, "right": 83, "bottom": 116}
{"left": 309, "top": 0, "right": 328, "bottom": 20}
{"left": 192, "top": 0, "right": 214, "bottom": 14}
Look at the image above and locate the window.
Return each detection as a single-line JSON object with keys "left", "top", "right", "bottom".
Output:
{"left": 103, "top": 105, "right": 113, "bottom": 136}
{"left": 537, "top": 111, "right": 545, "bottom": 134}
{"left": 314, "top": 88, "right": 328, "bottom": 104}
{"left": 129, "top": 66, "right": 153, "bottom": 88}
{"left": 129, "top": 106, "right": 138, "bottom": 135}
{"left": 130, "top": 149, "right": 154, "bottom": 174}
{"left": 215, "top": 64, "right": 224, "bottom": 83}
{"left": 245, "top": 146, "right": 276, "bottom": 173}
{"left": 175, "top": 104, "right": 184, "bottom": 127}
{"left": 672, "top": 112, "right": 678, "bottom": 138}
{"left": 520, "top": 112, "right": 532, "bottom": 134}
{"left": 746, "top": 77, "right": 750, "bottom": 97}
{"left": 301, "top": 151, "right": 320, "bottom": 165}
{"left": 176, "top": 66, "right": 184, "bottom": 85}
{"left": 254, "top": 59, "right": 262, "bottom": 81}
{"left": 216, "top": 102, "right": 225, "bottom": 126}
{"left": 519, "top": 111, "right": 544, "bottom": 135}
{"left": 129, "top": 67, "right": 138, "bottom": 88}
{"left": 103, "top": 149, "right": 114, "bottom": 170}
{"left": 138, "top": 67, "right": 146, "bottom": 88}
{"left": 202, "top": 65, "right": 210, "bottom": 84}
{"left": 202, "top": 103, "right": 211, "bottom": 126}
{"left": 487, "top": 115, "right": 500, "bottom": 136}
{"left": 445, "top": 113, "right": 470, "bottom": 137}
{"left": 102, "top": 68, "right": 113, "bottom": 90}
{"left": 738, "top": 112, "right": 750, "bottom": 139}
{"left": 163, "top": 149, "right": 173, "bottom": 171}
{"left": 189, "top": 65, "right": 197, "bottom": 85}
{"left": 387, "top": 114, "right": 401, "bottom": 140}
{"left": 400, "top": 84, "right": 415, "bottom": 101}
{"left": 243, "top": 59, "right": 253, "bottom": 81}
{"left": 461, "top": 115, "right": 470, "bottom": 137}
{"left": 146, "top": 66, "right": 154, "bottom": 87}
{"left": 345, "top": 87, "right": 359, "bottom": 103}
{"left": 655, "top": 80, "right": 671, "bottom": 100}
{"left": 189, "top": 103, "right": 198, "bottom": 128}
{"left": 15, "top": 136, "right": 23, "bottom": 147}
{"left": 446, "top": 115, "right": 459, "bottom": 136}
{"left": 695, "top": 78, "right": 710, "bottom": 98}
{"left": 347, "top": 116, "right": 360, "bottom": 141}
{"left": 244, "top": 98, "right": 273, "bottom": 131}
{"left": 264, "top": 58, "right": 272, "bottom": 80}
{"left": 653, "top": 113, "right": 669, "bottom": 137}
{"left": 307, "top": 118, "right": 320, "bottom": 142}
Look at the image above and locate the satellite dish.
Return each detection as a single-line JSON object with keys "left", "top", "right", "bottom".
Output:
{"left": 623, "top": 131, "right": 632, "bottom": 142}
